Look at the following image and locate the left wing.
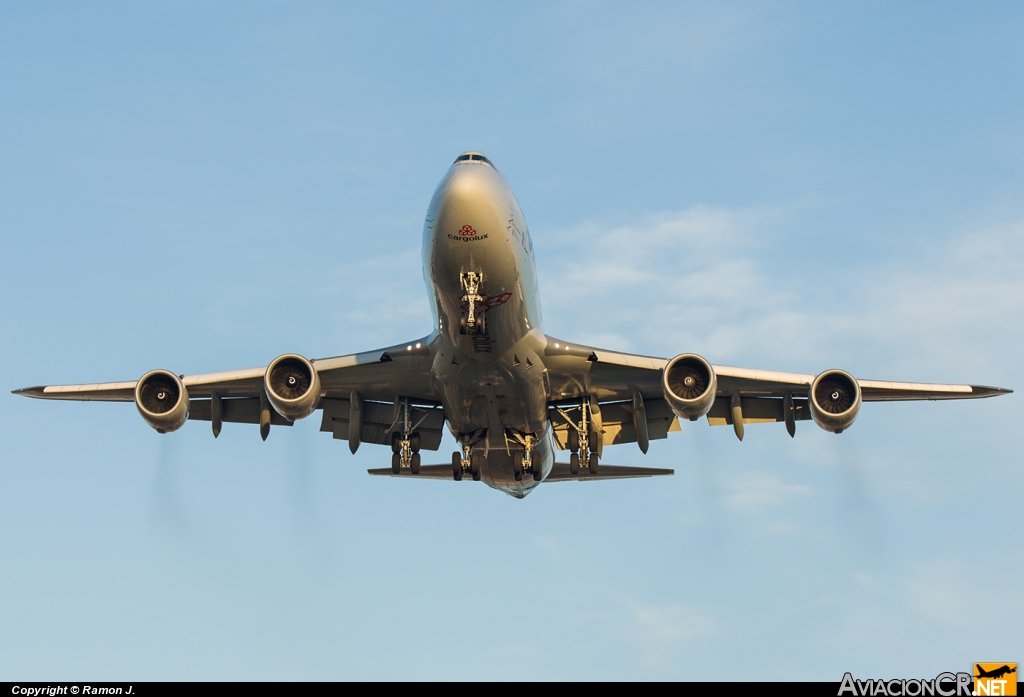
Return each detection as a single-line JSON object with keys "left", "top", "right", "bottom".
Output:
{"left": 541, "top": 335, "right": 1011, "bottom": 441}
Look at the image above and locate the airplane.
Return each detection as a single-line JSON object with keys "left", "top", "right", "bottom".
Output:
{"left": 13, "top": 151, "right": 1013, "bottom": 498}
{"left": 975, "top": 665, "right": 1016, "bottom": 680}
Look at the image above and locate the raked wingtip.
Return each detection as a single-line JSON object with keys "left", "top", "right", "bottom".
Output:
{"left": 12, "top": 386, "right": 48, "bottom": 398}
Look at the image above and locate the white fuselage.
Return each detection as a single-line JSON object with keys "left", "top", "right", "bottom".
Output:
{"left": 422, "top": 157, "right": 555, "bottom": 497}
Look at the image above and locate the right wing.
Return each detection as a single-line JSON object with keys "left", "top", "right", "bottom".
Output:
{"left": 13, "top": 336, "right": 446, "bottom": 448}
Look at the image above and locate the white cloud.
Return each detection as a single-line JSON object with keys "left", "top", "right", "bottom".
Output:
{"left": 627, "top": 598, "right": 717, "bottom": 649}
{"left": 723, "top": 472, "right": 811, "bottom": 513}
{"left": 540, "top": 207, "right": 1024, "bottom": 384}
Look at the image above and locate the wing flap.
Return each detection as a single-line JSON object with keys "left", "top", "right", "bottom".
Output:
{"left": 188, "top": 398, "right": 293, "bottom": 426}
{"left": 320, "top": 397, "right": 445, "bottom": 451}
{"left": 548, "top": 398, "right": 680, "bottom": 449}
{"left": 705, "top": 395, "right": 813, "bottom": 426}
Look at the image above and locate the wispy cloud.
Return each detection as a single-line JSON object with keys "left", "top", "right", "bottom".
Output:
{"left": 723, "top": 472, "right": 811, "bottom": 513}
{"left": 626, "top": 598, "right": 717, "bottom": 652}
{"left": 540, "top": 207, "right": 1024, "bottom": 383}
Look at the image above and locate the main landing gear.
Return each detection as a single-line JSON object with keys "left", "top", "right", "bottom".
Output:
{"left": 390, "top": 398, "right": 421, "bottom": 475}
{"left": 559, "top": 398, "right": 600, "bottom": 476}
{"left": 509, "top": 431, "right": 540, "bottom": 482}
{"left": 451, "top": 442, "right": 482, "bottom": 481}
{"left": 450, "top": 431, "right": 540, "bottom": 482}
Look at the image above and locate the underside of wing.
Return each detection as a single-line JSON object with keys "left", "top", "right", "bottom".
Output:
{"left": 13, "top": 337, "right": 444, "bottom": 447}
{"left": 541, "top": 335, "right": 1012, "bottom": 442}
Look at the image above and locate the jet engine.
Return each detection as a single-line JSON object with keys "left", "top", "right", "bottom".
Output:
{"left": 662, "top": 353, "right": 718, "bottom": 421}
{"left": 135, "top": 369, "right": 190, "bottom": 433}
{"left": 264, "top": 353, "right": 321, "bottom": 421}
{"left": 809, "top": 369, "right": 861, "bottom": 434}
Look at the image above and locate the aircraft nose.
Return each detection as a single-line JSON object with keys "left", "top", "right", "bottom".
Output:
{"left": 443, "top": 164, "right": 504, "bottom": 214}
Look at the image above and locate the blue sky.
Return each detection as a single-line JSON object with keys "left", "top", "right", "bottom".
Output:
{"left": 1, "top": 2, "right": 1022, "bottom": 680}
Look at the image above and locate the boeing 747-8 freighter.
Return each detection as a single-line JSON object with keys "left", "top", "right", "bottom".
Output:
{"left": 14, "top": 152, "right": 1012, "bottom": 498}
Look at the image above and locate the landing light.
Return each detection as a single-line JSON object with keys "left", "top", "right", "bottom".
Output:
{"left": 416, "top": 343, "right": 422, "bottom": 349}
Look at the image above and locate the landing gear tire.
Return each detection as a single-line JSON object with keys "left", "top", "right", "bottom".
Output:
{"left": 569, "top": 452, "right": 580, "bottom": 475}
{"left": 588, "top": 453, "right": 599, "bottom": 475}
{"left": 470, "top": 451, "right": 483, "bottom": 481}
{"left": 409, "top": 432, "right": 421, "bottom": 452}
{"left": 391, "top": 452, "right": 401, "bottom": 474}
{"left": 391, "top": 432, "right": 401, "bottom": 453}
{"left": 568, "top": 430, "right": 579, "bottom": 453}
{"left": 451, "top": 452, "right": 462, "bottom": 480}
{"left": 512, "top": 451, "right": 524, "bottom": 481}
{"left": 532, "top": 463, "right": 543, "bottom": 482}
{"left": 410, "top": 452, "right": 421, "bottom": 475}
{"left": 589, "top": 432, "right": 599, "bottom": 454}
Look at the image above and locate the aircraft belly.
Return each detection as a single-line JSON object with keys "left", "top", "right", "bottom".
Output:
{"left": 477, "top": 426, "right": 555, "bottom": 498}
{"left": 420, "top": 159, "right": 552, "bottom": 497}
{"left": 432, "top": 333, "right": 549, "bottom": 436}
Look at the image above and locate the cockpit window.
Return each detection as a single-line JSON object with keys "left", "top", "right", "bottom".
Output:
{"left": 454, "top": 153, "right": 492, "bottom": 165}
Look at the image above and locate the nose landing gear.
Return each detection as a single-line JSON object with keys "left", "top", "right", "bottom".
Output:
{"left": 459, "top": 270, "right": 486, "bottom": 336}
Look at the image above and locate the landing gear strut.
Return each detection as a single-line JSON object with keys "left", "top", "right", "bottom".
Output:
{"left": 451, "top": 441, "right": 484, "bottom": 481}
{"left": 507, "top": 431, "right": 539, "bottom": 481}
{"left": 558, "top": 398, "right": 599, "bottom": 475}
{"left": 390, "top": 398, "right": 421, "bottom": 474}
{"left": 459, "top": 270, "right": 485, "bottom": 336}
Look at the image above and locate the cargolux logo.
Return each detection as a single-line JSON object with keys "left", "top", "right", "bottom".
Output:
{"left": 458, "top": 225, "right": 477, "bottom": 237}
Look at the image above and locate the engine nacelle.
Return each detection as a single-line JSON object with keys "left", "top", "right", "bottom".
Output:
{"left": 809, "top": 369, "right": 861, "bottom": 434}
{"left": 662, "top": 353, "right": 718, "bottom": 421}
{"left": 265, "top": 353, "right": 321, "bottom": 421}
{"left": 135, "top": 369, "right": 189, "bottom": 433}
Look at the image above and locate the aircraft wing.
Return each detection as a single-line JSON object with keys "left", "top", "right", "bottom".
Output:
{"left": 543, "top": 336, "right": 1011, "bottom": 403}
{"left": 13, "top": 337, "right": 445, "bottom": 447}
{"left": 542, "top": 335, "right": 1011, "bottom": 441}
